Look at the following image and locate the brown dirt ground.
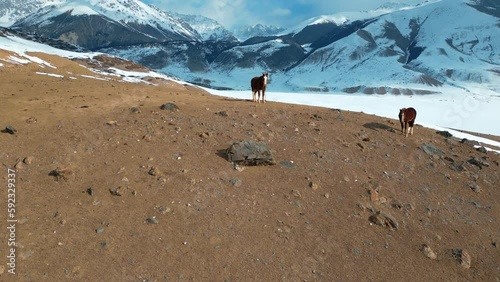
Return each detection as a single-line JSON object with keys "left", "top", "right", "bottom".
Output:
{"left": 0, "top": 52, "right": 499, "bottom": 281}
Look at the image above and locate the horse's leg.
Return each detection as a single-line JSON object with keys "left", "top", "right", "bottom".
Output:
{"left": 258, "top": 90, "right": 261, "bottom": 103}
{"left": 400, "top": 121, "right": 404, "bottom": 135}
{"left": 262, "top": 89, "right": 265, "bottom": 103}
{"left": 409, "top": 120, "right": 415, "bottom": 135}
{"left": 405, "top": 122, "right": 409, "bottom": 137}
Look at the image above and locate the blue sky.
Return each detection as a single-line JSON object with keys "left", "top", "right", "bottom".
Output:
{"left": 141, "top": 0, "right": 424, "bottom": 29}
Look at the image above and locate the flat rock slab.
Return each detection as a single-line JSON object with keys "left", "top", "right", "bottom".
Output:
{"left": 226, "top": 140, "right": 275, "bottom": 166}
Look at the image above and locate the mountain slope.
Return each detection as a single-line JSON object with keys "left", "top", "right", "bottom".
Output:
{"left": 1, "top": 31, "right": 500, "bottom": 281}
{"left": 278, "top": 0, "right": 499, "bottom": 93}
{"left": 175, "top": 13, "right": 238, "bottom": 42}
{"left": 9, "top": 0, "right": 202, "bottom": 50}
{"left": 0, "top": 0, "right": 64, "bottom": 26}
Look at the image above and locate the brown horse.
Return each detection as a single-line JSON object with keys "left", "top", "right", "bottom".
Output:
{"left": 251, "top": 72, "right": 268, "bottom": 103}
{"left": 399, "top": 107, "right": 417, "bottom": 137}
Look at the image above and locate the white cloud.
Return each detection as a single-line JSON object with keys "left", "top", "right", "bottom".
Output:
{"left": 143, "top": 0, "right": 429, "bottom": 29}
{"left": 272, "top": 8, "right": 291, "bottom": 16}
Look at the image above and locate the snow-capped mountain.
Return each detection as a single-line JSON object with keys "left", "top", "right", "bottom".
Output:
{"left": 233, "top": 24, "right": 285, "bottom": 41}
{"left": 1, "top": 0, "right": 498, "bottom": 95}
{"left": 175, "top": 13, "right": 238, "bottom": 42}
{"left": 278, "top": 0, "right": 499, "bottom": 93}
{"left": 0, "top": 0, "right": 65, "bottom": 27}
{"left": 136, "top": 0, "right": 497, "bottom": 94}
{"left": 6, "top": 0, "right": 202, "bottom": 49}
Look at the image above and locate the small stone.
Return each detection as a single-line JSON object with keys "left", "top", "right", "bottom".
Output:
{"left": 4, "top": 125, "right": 17, "bottom": 134}
{"left": 160, "top": 103, "right": 179, "bottom": 111}
{"left": 234, "top": 164, "right": 245, "bottom": 172}
{"left": 23, "top": 156, "right": 34, "bottom": 165}
{"left": 421, "top": 244, "right": 437, "bottom": 260}
{"left": 229, "top": 178, "right": 242, "bottom": 187}
{"left": 451, "top": 249, "right": 471, "bottom": 269}
{"left": 14, "top": 159, "right": 24, "bottom": 170}
{"left": 146, "top": 217, "right": 159, "bottom": 224}
{"left": 309, "top": 182, "right": 319, "bottom": 190}
{"left": 216, "top": 111, "right": 228, "bottom": 117}
{"left": 96, "top": 228, "right": 105, "bottom": 234}
{"left": 475, "top": 146, "right": 487, "bottom": 154}
{"left": 436, "top": 131, "right": 453, "bottom": 138}
{"left": 148, "top": 167, "right": 160, "bottom": 176}
{"left": 159, "top": 207, "right": 172, "bottom": 214}
{"left": 324, "top": 193, "right": 330, "bottom": 199}
{"left": 369, "top": 212, "right": 399, "bottom": 230}
{"left": 86, "top": 187, "right": 94, "bottom": 196}
{"left": 109, "top": 186, "right": 124, "bottom": 196}
{"left": 468, "top": 157, "right": 489, "bottom": 169}
{"left": 26, "top": 117, "right": 38, "bottom": 124}
{"left": 106, "top": 120, "right": 118, "bottom": 126}
{"left": 370, "top": 189, "right": 380, "bottom": 203}
{"left": 130, "top": 107, "right": 141, "bottom": 113}
{"left": 469, "top": 183, "right": 480, "bottom": 193}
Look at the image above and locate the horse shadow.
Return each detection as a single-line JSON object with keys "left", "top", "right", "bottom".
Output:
{"left": 363, "top": 122, "right": 397, "bottom": 133}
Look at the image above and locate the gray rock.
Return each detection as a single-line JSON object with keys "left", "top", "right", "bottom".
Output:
{"left": 216, "top": 111, "right": 228, "bottom": 117}
{"left": 160, "top": 103, "right": 179, "bottom": 111}
{"left": 468, "top": 157, "right": 490, "bottom": 169}
{"left": 476, "top": 146, "right": 487, "bottom": 153}
{"left": 436, "top": 131, "right": 452, "bottom": 137}
{"left": 451, "top": 249, "right": 471, "bottom": 269}
{"left": 229, "top": 178, "right": 242, "bottom": 187}
{"left": 279, "top": 161, "right": 294, "bottom": 168}
{"left": 4, "top": 125, "right": 17, "bottom": 134}
{"left": 86, "top": 187, "right": 94, "bottom": 196}
{"left": 146, "top": 217, "right": 159, "bottom": 224}
{"left": 130, "top": 107, "right": 141, "bottom": 113}
{"left": 460, "top": 138, "right": 480, "bottom": 147}
{"left": 369, "top": 212, "right": 399, "bottom": 230}
{"left": 420, "top": 143, "right": 444, "bottom": 156}
{"left": 226, "top": 140, "right": 275, "bottom": 166}
{"left": 469, "top": 183, "right": 481, "bottom": 193}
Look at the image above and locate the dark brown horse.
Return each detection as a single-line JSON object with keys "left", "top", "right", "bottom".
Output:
{"left": 251, "top": 72, "right": 268, "bottom": 103}
{"left": 399, "top": 107, "right": 417, "bottom": 137}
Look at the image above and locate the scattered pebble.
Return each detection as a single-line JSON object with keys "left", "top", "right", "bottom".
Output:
{"left": 86, "top": 187, "right": 94, "bottom": 196}
{"left": 23, "top": 156, "right": 34, "bottom": 165}
{"left": 109, "top": 186, "right": 124, "bottom": 196}
{"left": 146, "top": 217, "right": 159, "bottom": 224}
{"left": 369, "top": 212, "right": 399, "bottom": 230}
{"left": 451, "top": 249, "right": 471, "bottom": 269}
{"left": 421, "top": 244, "right": 437, "bottom": 260}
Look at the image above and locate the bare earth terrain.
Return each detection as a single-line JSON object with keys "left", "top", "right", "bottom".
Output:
{"left": 0, "top": 52, "right": 499, "bottom": 281}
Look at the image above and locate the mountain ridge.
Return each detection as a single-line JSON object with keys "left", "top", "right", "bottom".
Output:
{"left": 1, "top": 0, "right": 499, "bottom": 95}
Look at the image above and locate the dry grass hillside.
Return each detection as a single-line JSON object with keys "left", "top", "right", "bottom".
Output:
{"left": 0, "top": 51, "right": 499, "bottom": 281}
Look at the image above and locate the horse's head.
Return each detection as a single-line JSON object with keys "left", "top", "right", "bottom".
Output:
{"left": 399, "top": 108, "right": 406, "bottom": 121}
{"left": 262, "top": 72, "right": 269, "bottom": 85}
